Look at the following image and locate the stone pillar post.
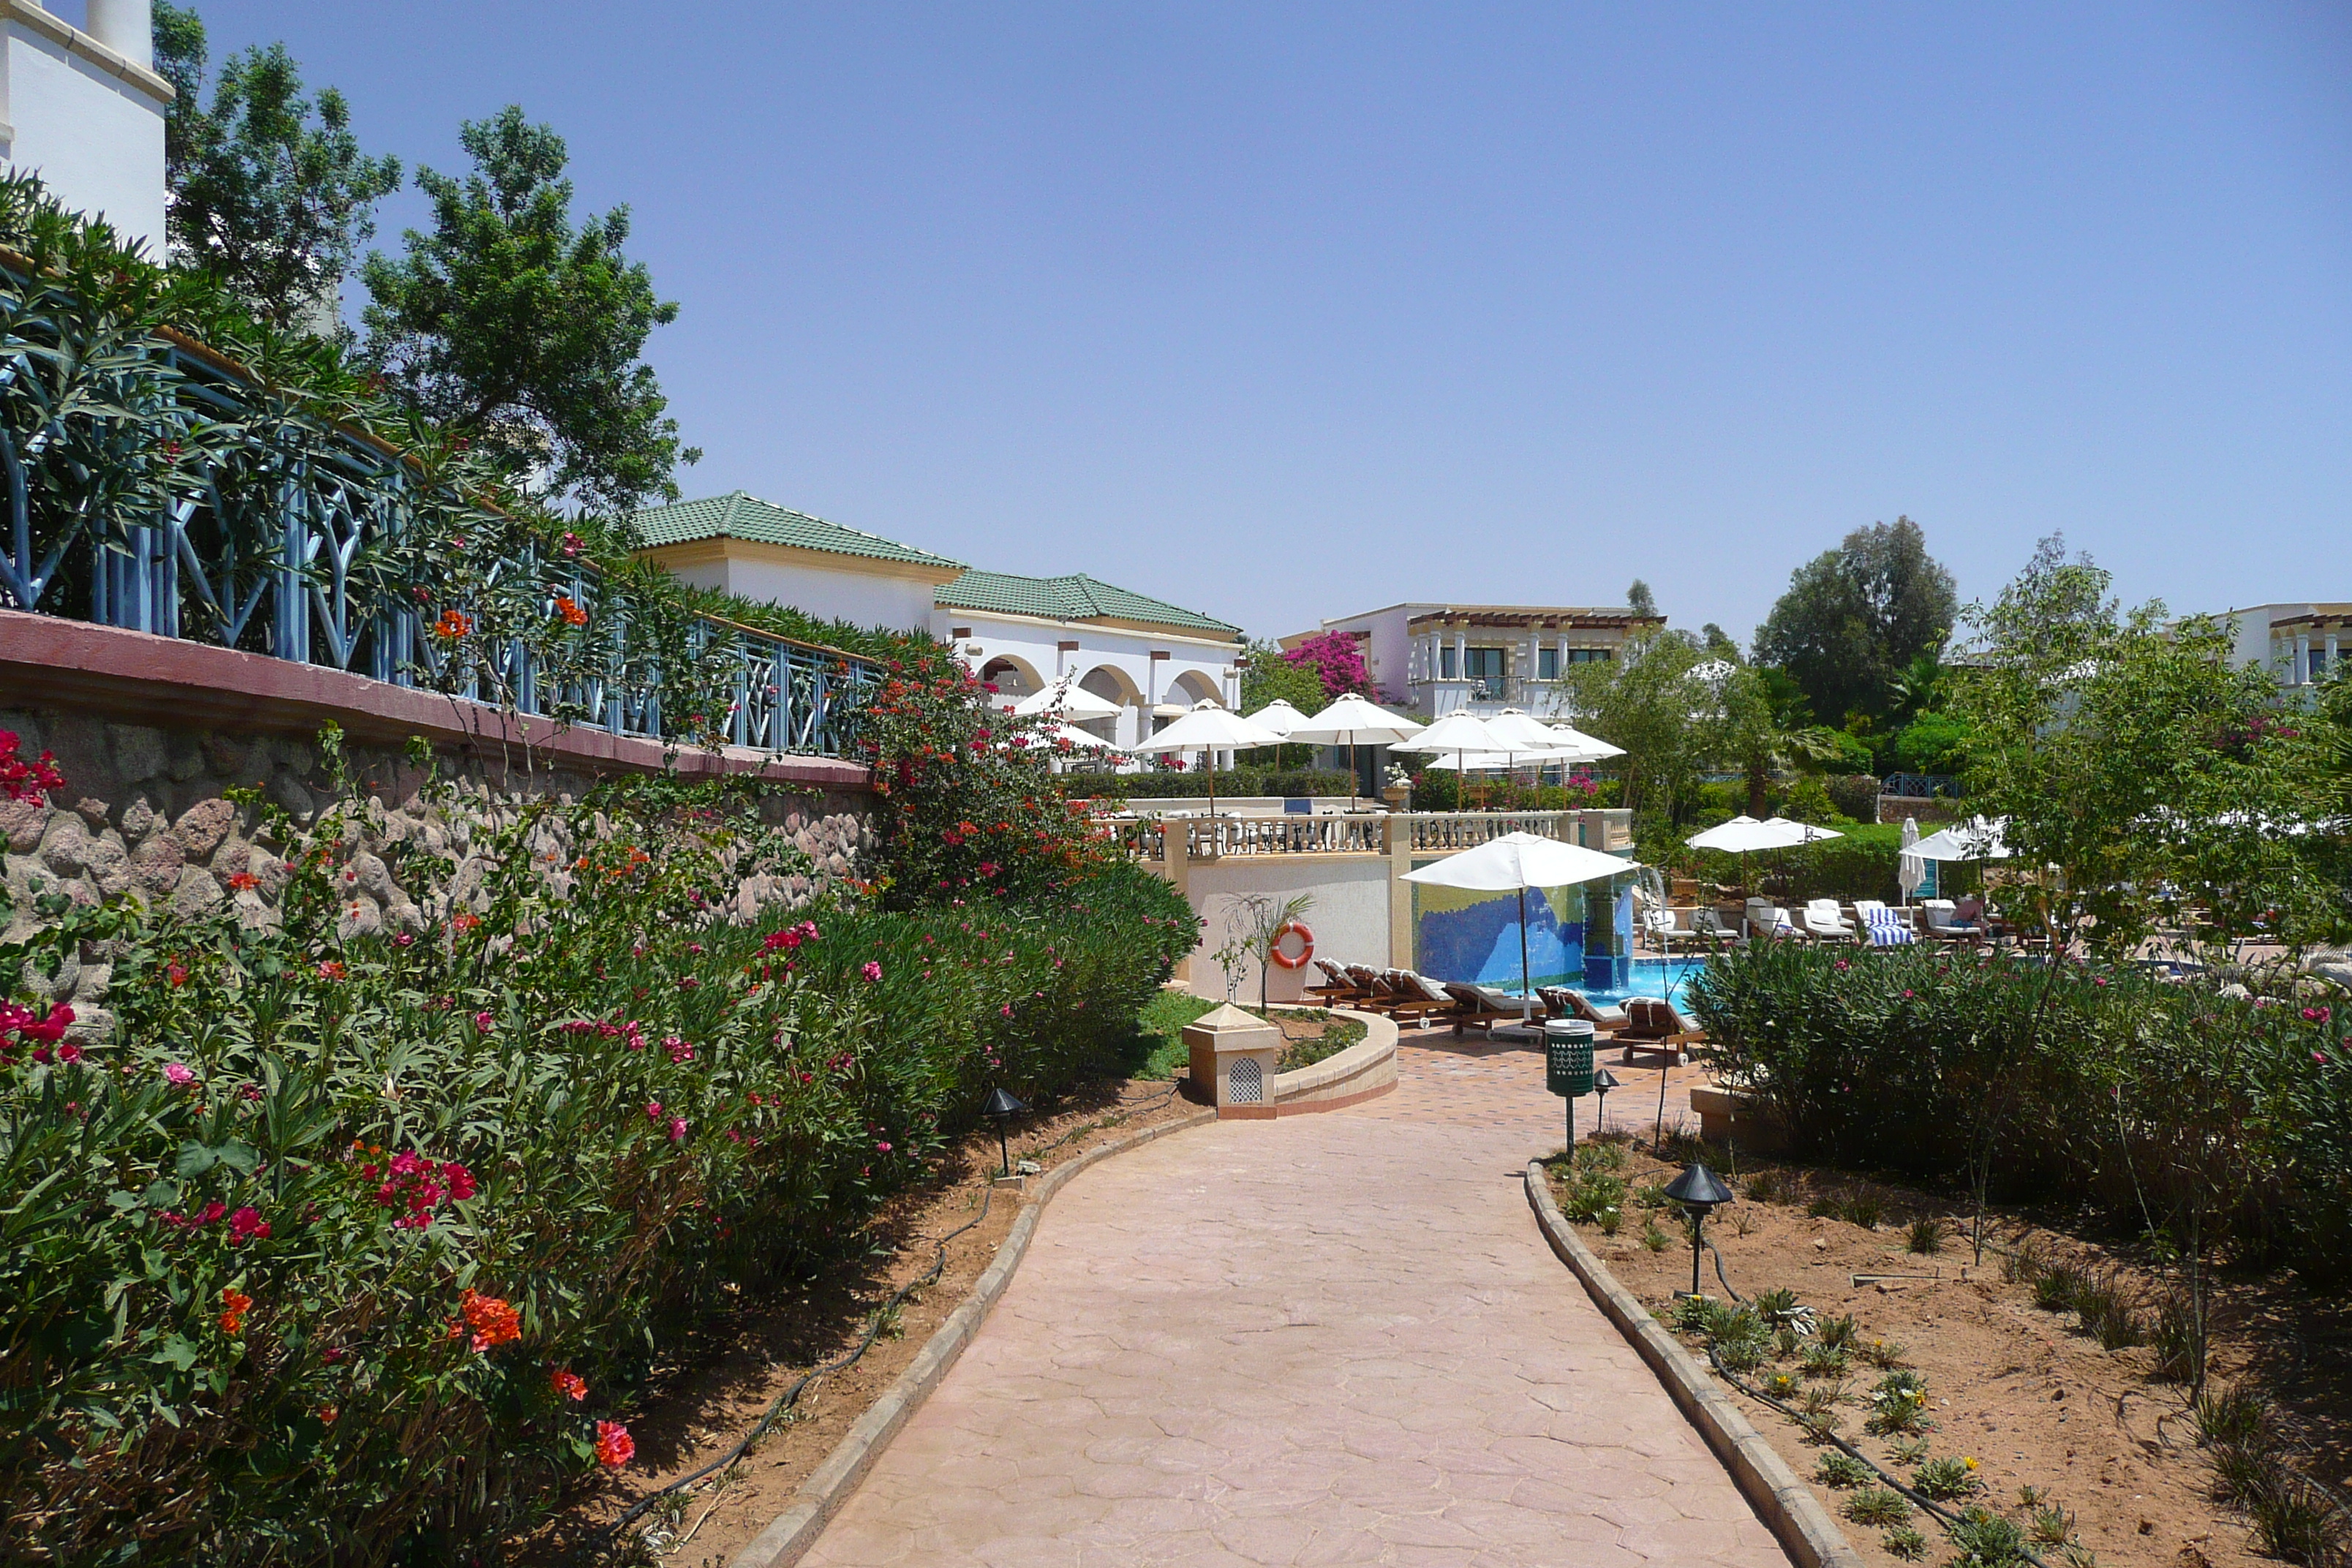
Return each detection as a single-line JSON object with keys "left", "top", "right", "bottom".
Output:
{"left": 1386, "top": 813, "right": 1416, "bottom": 968}
{"left": 1184, "top": 1004, "right": 1281, "bottom": 1119}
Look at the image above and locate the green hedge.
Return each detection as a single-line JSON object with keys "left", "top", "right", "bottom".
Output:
{"left": 1689, "top": 944, "right": 2352, "bottom": 1286}
{"left": 0, "top": 777, "right": 1196, "bottom": 1563}
{"left": 1085, "top": 769, "right": 1359, "bottom": 800}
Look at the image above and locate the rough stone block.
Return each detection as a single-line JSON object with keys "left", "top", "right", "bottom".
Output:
{"left": 118, "top": 796, "right": 159, "bottom": 842}
{"left": 0, "top": 796, "right": 45, "bottom": 853}
{"left": 127, "top": 834, "right": 186, "bottom": 896}
{"left": 170, "top": 867, "right": 225, "bottom": 917}
{"left": 110, "top": 724, "right": 167, "bottom": 785}
{"left": 37, "top": 814, "right": 88, "bottom": 876}
{"left": 173, "top": 798, "right": 238, "bottom": 857}
{"left": 73, "top": 797, "right": 111, "bottom": 829}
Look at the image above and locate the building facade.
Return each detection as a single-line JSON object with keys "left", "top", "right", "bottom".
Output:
{"left": 1287, "top": 602, "right": 1665, "bottom": 720}
{"left": 2224, "top": 603, "right": 2351, "bottom": 699}
{"left": 634, "top": 494, "right": 1245, "bottom": 761}
{"left": 4, "top": 0, "right": 168, "bottom": 249}
{"left": 633, "top": 491, "right": 966, "bottom": 633}
{"left": 933, "top": 571, "right": 1243, "bottom": 753}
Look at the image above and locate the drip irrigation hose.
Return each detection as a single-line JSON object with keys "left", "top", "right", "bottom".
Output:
{"left": 1689, "top": 1243, "right": 2054, "bottom": 1568}
{"left": 580, "top": 1080, "right": 1180, "bottom": 1561}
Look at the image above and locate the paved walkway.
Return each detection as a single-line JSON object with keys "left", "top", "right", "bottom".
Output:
{"left": 801, "top": 1041, "right": 1782, "bottom": 1568}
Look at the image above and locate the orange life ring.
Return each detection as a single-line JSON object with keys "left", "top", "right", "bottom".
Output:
{"left": 1270, "top": 921, "right": 1314, "bottom": 970}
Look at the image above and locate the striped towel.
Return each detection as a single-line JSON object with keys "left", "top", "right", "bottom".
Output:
{"left": 1864, "top": 908, "right": 1915, "bottom": 947}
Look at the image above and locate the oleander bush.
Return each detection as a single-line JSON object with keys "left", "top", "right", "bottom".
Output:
{"left": 0, "top": 760, "right": 1194, "bottom": 1564}
{"left": 1690, "top": 942, "right": 2352, "bottom": 1287}
{"left": 1098, "top": 768, "right": 1360, "bottom": 802}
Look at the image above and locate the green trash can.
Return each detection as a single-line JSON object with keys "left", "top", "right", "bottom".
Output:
{"left": 1545, "top": 1019, "right": 1595, "bottom": 1098}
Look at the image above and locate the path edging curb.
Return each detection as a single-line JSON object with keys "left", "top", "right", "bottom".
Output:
{"left": 1523, "top": 1159, "right": 1866, "bottom": 1568}
{"left": 728, "top": 1105, "right": 1218, "bottom": 1568}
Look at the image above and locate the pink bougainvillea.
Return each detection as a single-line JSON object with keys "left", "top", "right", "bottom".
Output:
{"left": 1281, "top": 630, "right": 1372, "bottom": 698}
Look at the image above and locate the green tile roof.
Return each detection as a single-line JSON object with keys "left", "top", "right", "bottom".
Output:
{"left": 935, "top": 570, "right": 1241, "bottom": 637}
{"left": 632, "top": 491, "right": 963, "bottom": 572}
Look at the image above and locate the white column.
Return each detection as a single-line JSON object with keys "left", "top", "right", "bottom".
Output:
{"left": 2328, "top": 632, "right": 2340, "bottom": 681}
{"left": 1452, "top": 632, "right": 1466, "bottom": 682}
{"left": 86, "top": 0, "right": 156, "bottom": 69}
{"left": 2297, "top": 633, "right": 2313, "bottom": 685}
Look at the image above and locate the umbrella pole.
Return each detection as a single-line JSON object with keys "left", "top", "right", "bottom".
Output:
{"left": 1518, "top": 886, "right": 1532, "bottom": 1024}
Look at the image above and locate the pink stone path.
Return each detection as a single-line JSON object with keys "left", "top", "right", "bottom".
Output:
{"left": 799, "top": 1041, "right": 1784, "bottom": 1567}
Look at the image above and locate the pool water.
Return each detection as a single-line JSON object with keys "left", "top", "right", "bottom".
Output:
{"left": 1501, "top": 957, "right": 1707, "bottom": 1011}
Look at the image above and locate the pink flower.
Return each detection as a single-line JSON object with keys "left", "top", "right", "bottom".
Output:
{"left": 1902, "top": 990, "right": 1915, "bottom": 1000}
{"left": 1000, "top": 1003, "right": 1014, "bottom": 1017}
{"left": 474, "top": 1011, "right": 494, "bottom": 1032}
{"left": 665, "top": 1035, "right": 694, "bottom": 1063}
{"left": 163, "top": 1063, "right": 196, "bottom": 1086}
{"left": 876, "top": 1140, "right": 892, "bottom": 1153}
{"left": 862, "top": 961, "right": 883, "bottom": 982}
{"left": 228, "top": 1206, "right": 271, "bottom": 1243}
{"left": 646, "top": 1101, "right": 663, "bottom": 1121}
{"left": 668, "top": 1117, "right": 688, "bottom": 1142}
{"left": 57, "top": 1042, "right": 82, "bottom": 1064}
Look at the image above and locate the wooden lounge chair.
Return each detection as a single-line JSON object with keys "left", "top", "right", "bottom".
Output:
{"left": 1392, "top": 970, "right": 1476, "bottom": 1030}
{"left": 1441, "top": 982, "right": 1531, "bottom": 1038}
{"left": 1379, "top": 970, "right": 1457, "bottom": 1027}
{"left": 1801, "top": 898, "right": 1860, "bottom": 944}
{"left": 1538, "top": 986, "right": 1627, "bottom": 1033}
{"left": 1308, "top": 959, "right": 1368, "bottom": 1002}
{"left": 1614, "top": 997, "right": 1704, "bottom": 1066}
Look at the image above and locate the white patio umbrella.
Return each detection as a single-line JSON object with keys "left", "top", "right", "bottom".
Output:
{"left": 1908, "top": 816, "right": 2011, "bottom": 862}
{"left": 1403, "top": 832, "right": 1640, "bottom": 1022}
{"left": 1762, "top": 816, "right": 1845, "bottom": 845}
{"left": 1391, "top": 711, "right": 1511, "bottom": 807}
{"left": 1120, "top": 699, "right": 1286, "bottom": 818}
{"left": 1009, "top": 675, "right": 1120, "bottom": 722}
{"left": 1242, "top": 698, "right": 1312, "bottom": 738}
{"left": 1542, "top": 722, "right": 1625, "bottom": 761}
{"left": 1044, "top": 722, "right": 1114, "bottom": 751}
{"left": 1898, "top": 817, "right": 1926, "bottom": 906}
{"left": 1475, "top": 708, "right": 1570, "bottom": 793}
{"left": 1286, "top": 693, "right": 1425, "bottom": 802}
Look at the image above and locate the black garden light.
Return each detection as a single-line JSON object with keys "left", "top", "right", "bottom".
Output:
{"left": 1591, "top": 1067, "right": 1621, "bottom": 1135}
{"left": 1663, "top": 1162, "right": 1735, "bottom": 1297}
{"left": 982, "top": 1087, "right": 1028, "bottom": 1177}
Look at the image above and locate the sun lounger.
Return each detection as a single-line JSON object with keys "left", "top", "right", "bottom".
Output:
{"left": 1853, "top": 900, "right": 1916, "bottom": 948}
{"left": 1921, "top": 900, "right": 1985, "bottom": 945}
{"left": 1537, "top": 986, "right": 1628, "bottom": 1032}
{"left": 1439, "top": 982, "right": 1532, "bottom": 1037}
{"left": 1389, "top": 971, "right": 1471, "bottom": 1028}
{"left": 1614, "top": 997, "right": 1704, "bottom": 1066}
{"left": 1745, "top": 898, "right": 1799, "bottom": 941}
{"left": 1801, "top": 898, "right": 1860, "bottom": 944}
{"left": 1686, "top": 908, "right": 1744, "bottom": 948}
{"left": 1308, "top": 959, "right": 1368, "bottom": 1001}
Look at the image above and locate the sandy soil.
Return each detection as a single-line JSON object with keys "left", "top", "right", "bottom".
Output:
{"left": 1552, "top": 1145, "right": 2318, "bottom": 1568}
{"left": 511, "top": 1075, "right": 1208, "bottom": 1568}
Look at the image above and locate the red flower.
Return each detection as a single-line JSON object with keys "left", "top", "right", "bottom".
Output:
{"left": 595, "top": 1420, "right": 635, "bottom": 1468}
{"left": 218, "top": 1286, "right": 252, "bottom": 1335}
{"left": 551, "top": 1366, "right": 588, "bottom": 1402}
{"left": 457, "top": 1289, "right": 521, "bottom": 1353}
{"left": 228, "top": 1207, "right": 271, "bottom": 1244}
{"left": 225, "top": 872, "right": 260, "bottom": 892}
{"left": 317, "top": 960, "right": 347, "bottom": 981}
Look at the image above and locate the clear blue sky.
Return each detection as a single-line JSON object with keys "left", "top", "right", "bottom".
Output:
{"left": 115, "top": 1, "right": 2352, "bottom": 645}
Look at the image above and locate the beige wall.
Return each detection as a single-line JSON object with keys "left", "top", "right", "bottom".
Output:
{"left": 1178, "top": 855, "right": 1392, "bottom": 1003}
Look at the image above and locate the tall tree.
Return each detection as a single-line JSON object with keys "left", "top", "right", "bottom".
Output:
{"left": 361, "top": 108, "right": 698, "bottom": 516}
{"left": 1626, "top": 578, "right": 1659, "bottom": 618}
{"left": 1754, "top": 516, "right": 1956, "bottom": 728}
{"left": 154, "top": 2, "right": 400, "bottom": 332}
{"left": 1561, "top": 628, "right": 1709, "bottom": 826}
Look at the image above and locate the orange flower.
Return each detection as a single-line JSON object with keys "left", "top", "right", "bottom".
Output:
{"left": 457, "top": 1288, "right": 521, "bottom": 1353}
{"left": 552, "top": 594, "right": 589, "bottom": 627}
{"left": 550, "top": 1366, "right": 588, "bottom": 1402}
{"left": 219, "top": 1286, "right": 252, "bottom": 1335}
{"left": 225, "top": 872, "right": 260, "bottom": 892}
{"left": 432, "top": 609, "right": 474, "bottom": 640}
{"left": 317, "top": 1406, "right": 338, "bottom": 1425}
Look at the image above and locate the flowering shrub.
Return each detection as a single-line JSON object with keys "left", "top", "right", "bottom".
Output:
{"left": 0, "top": 728, "right": 65, "bottom": 804}
{"left": 1692, "top": 943, "right": 2352, "bottom": 1286}
{"left": 1281, "top": 630, "right": 1372, "bottom": 699}
{"left": 0, "top": 761, "right": 1193, "bottom": 1562}
{"left": 855, "top": 640, "right": 1135, "bottom": 909}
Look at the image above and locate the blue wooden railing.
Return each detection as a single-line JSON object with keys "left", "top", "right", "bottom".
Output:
{"left": 0, "top": 282, "right": 875, "bottom": 758}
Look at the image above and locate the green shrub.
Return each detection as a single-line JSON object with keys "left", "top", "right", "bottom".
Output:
{"left": 1907, "top": 1216, "right": 1945, "bottom": 1254}
{"left": 1883, "top": 1524, "right": 1929, "bottom": 1561}
{"left": 1844, "top": 1487, "right": 1910, "bottom": 1526}
{"left": 1946, "top": 1506, "right": 2030, "bottom": 1568}
{"left": 0, "top": 773, "right": 1194, "bottom": 1563}
{"left": 1815, "top": 1452, "right": 1874, "bottom": 1489}
{"left": 2071, "top": 1273, "right": 2143, "bottom": 1350}
{"left": 1109, "top": 769, "right": 1359, "bottom": 801}
{"left": 1912, "top": 1455, "right": 1980, "bottom": 1500}
{"left": 1689, "top": 943, "right": 2352, "bottom": 1287}
{"left": 2035, "top": 1263, "right": 2086, "bottom": 1313}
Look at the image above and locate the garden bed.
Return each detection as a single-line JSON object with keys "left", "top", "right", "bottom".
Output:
{"left": 1548, "top": 1142, "right": 2348, "bottom": 1568}
{"left": 511, "top": 1074, "right": 1201, "bottom": 1566}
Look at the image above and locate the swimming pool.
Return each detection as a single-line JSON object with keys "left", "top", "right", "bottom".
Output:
{"left": 1497, "top": 957, "right": 1709, "bottom": 1011}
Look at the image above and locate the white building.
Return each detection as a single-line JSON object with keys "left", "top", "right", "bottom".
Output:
{"left": 633, "top": 491, "right": 966, "bottom": 633}
{"left": 1288, "top": 601, "right": 1664, "bottom": 720}
{"left": 934, "top": 570, "right": 1243, "bottom": 753}
{"left": 4, "top": 0, "right": 169, "bottom": 250}
{"left": 2225, "top": 602, "right": 2351, "bottom": 697}
{"left": 635, "top": 492, "right": 1246, "bottom": 759}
